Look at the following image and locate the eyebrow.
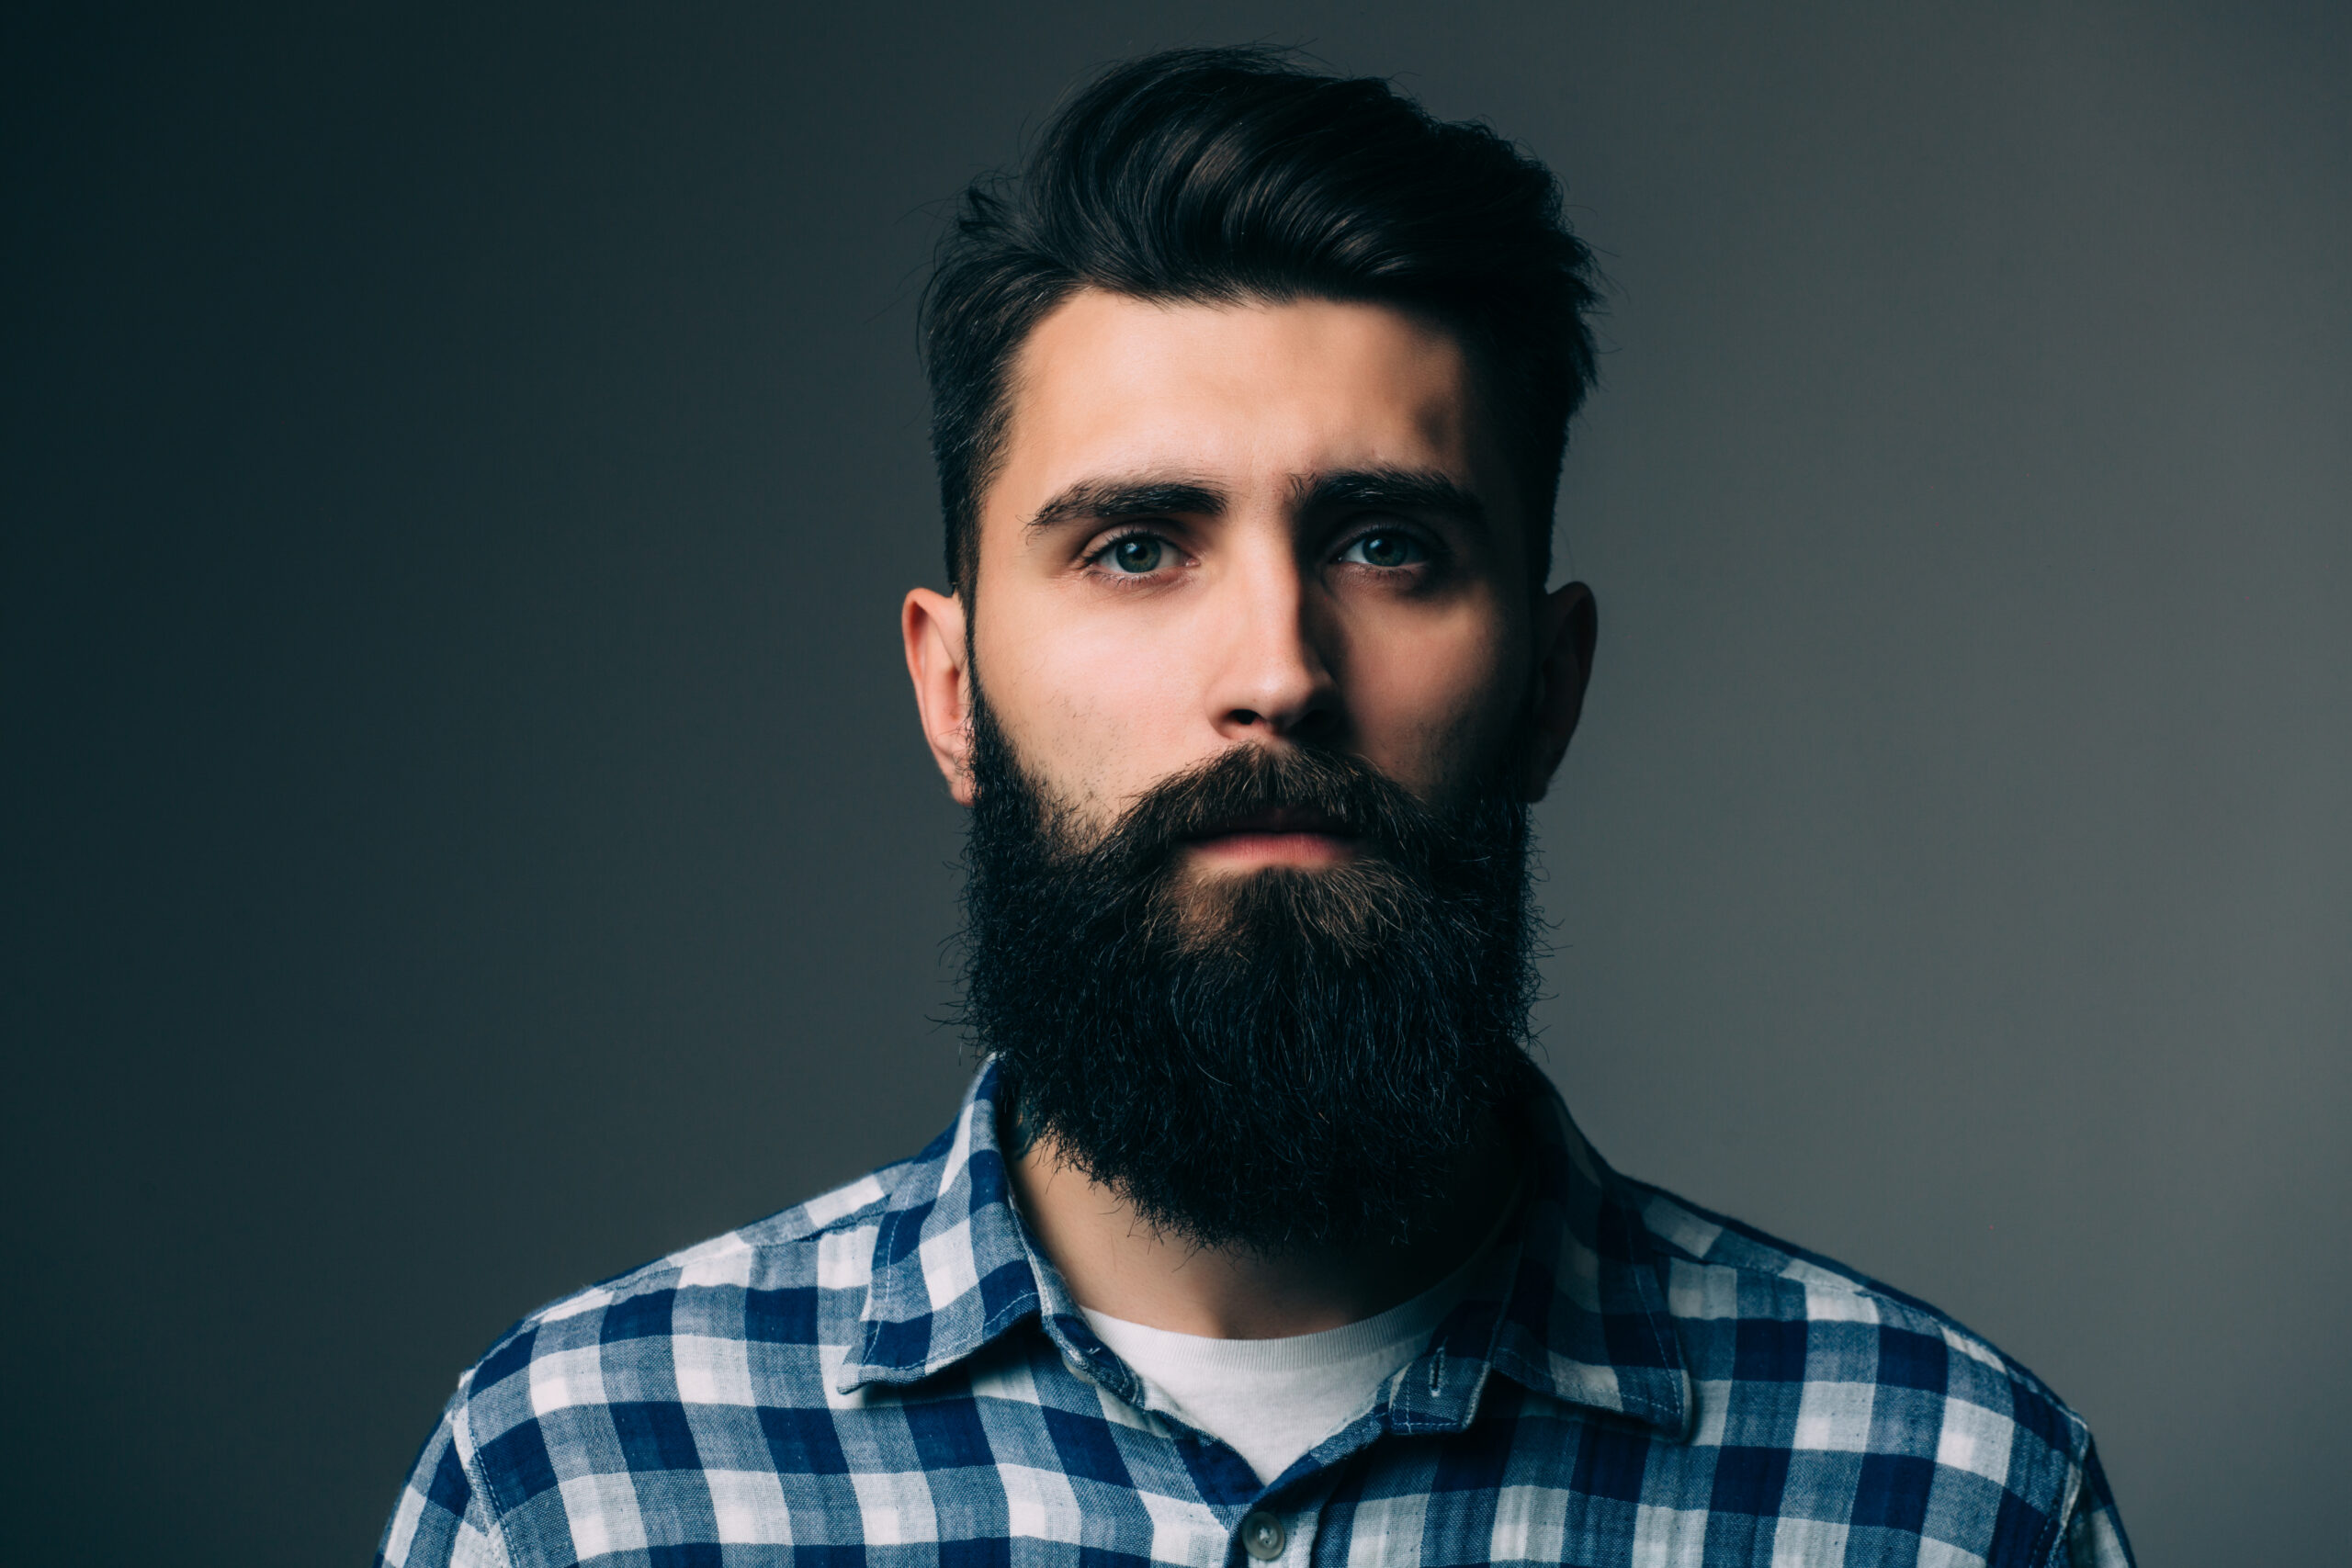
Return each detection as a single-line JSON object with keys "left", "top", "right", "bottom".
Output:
{"left": 1023, "top": 477, "right": 1227, "bottom": 536}
{"left": 1022, "top": 467, "right": 1487, "bottom": 536}
{"left": 1295, "top": 468, "right": 1487, "bottom": 530}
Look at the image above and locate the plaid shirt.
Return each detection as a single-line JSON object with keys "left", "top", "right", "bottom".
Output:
{"left": 379, "top": 1062, "right": 2132, "bottom": 1567}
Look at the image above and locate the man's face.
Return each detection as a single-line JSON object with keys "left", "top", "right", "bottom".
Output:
{"left": 908, "top": 289, "right": 1592, "bottom": 872}
{"left": 904, "top": 288, "right": 1595, "bottom": 1247}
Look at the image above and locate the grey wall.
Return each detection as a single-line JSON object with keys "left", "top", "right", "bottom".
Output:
{"left": 5, "top": 3, "right": 2344, "bottom": 1562}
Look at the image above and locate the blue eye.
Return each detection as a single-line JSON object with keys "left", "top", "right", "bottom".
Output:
{"left": 1107, "top": 536, "right": 1166, "bottom": 573}
{"left": 1339, "top": 531, "right": 1426, "bottom": 569}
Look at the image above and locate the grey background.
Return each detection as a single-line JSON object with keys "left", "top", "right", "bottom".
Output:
{"left": 4, "top": 3, "right": 2344, "bottom": 1562}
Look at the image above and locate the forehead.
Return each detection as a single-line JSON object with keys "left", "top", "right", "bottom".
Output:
{"left": 984, "top": 291, "right": 1500, "bottom": 536}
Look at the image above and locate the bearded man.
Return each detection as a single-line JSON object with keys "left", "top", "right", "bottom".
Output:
{"left": 380, "top": 48, "right": 2133, "bottom": 1568}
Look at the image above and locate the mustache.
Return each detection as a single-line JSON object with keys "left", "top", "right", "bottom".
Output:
{"left": 1064, "top": 742, "right": 1449, "bottom": 872}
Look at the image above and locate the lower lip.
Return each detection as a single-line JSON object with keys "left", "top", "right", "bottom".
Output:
{"left": 1186, "top": 831, "right": 1361, "bottom": 870}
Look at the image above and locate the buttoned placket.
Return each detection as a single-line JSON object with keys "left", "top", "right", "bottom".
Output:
{"left": 1227, "top": 1460, "right": 1347, "bottom": 1567}
{"left": 1237, "top": 1502, "right": 1303, "bottom": 1564}
{"left": 1023, "top": 1203, "right": 1532, "bottom": 1566}
{"left": 1065, "top": 1315, "right": 1505, "bottom": 1566}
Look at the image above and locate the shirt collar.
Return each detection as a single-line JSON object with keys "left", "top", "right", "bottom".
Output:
{"left": 838, "top": 1059, "right": 1690, "bottom": 1437}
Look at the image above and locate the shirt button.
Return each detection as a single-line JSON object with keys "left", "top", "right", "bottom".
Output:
{"left": 1241, "top": 1511, "right": 1285, "bottom": 1561}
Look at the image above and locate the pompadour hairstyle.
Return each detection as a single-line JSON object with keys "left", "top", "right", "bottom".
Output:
{"left": 921, "top": 46, "right": 1603, "bottom": 592}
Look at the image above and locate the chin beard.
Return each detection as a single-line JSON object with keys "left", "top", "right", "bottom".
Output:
{"left": 957, "top": 689, "right": 1539, "bottom": 1255}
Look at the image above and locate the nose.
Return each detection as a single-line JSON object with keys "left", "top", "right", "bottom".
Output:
{"left": 1205, "top": 547, "right": 1340, "bottom": 744}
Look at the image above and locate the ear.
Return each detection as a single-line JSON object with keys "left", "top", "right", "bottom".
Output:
{"left": 902, "top": 587, "right": 976, "bottom": 806}
{"left": 1521, "top": 581, "right": 1597, "bottom": 803}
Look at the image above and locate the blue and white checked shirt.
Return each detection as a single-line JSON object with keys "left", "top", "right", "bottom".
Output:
{"left": 380, "top": 1063, "right": 2132, "bottom": 1567}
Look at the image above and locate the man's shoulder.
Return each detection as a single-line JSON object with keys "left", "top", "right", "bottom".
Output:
{"left": 448, "top": 1158, "right": 909, "bottom": 1422}
{"left": 381, "top": 1156, "right": 943, "bottom": 1565}
{"left": 542, "top": 1162, "right": 893, "bottom": 1317}
{"left": 1632, "top": 1179, "right": 2062, "bottom": 1380}
{"left": 1623, "top": 1175, "right": 2103, "bottom": 1511}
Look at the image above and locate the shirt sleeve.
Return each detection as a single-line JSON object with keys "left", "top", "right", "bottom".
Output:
{"left": 2058, "top": 1436, "right": 2136, "bottom": 1568}
{"left": 377, "top": 1388, "right": 507, "bottom": 1568}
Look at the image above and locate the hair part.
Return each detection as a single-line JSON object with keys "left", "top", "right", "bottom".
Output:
{"left": 921, "top": 46, "right": 1603, "bottom": 593}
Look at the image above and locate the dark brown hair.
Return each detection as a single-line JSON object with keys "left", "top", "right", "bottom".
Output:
{"left": 921, "top": 46, "right": 1604, "bottom": 591}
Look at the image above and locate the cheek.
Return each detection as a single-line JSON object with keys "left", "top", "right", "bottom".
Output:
{"left": 976, "top": 607, "right": 1200, "bottom": 817}
{"left": 1350, "top": 611, "right": 1527, "bottom": 793}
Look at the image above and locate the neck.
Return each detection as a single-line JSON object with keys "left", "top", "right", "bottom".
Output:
{"left": 1008, "top": 1110, "right": 1520, "bottom": 1339}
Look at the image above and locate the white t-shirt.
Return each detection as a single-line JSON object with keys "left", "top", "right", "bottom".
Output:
{"left": 1079, "top": 1251, "right": 1485, "bottom": 1486}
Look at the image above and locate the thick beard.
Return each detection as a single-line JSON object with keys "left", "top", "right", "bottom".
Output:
{"left": 958, "top": 689, "right": 1539, "bottom": 1255}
